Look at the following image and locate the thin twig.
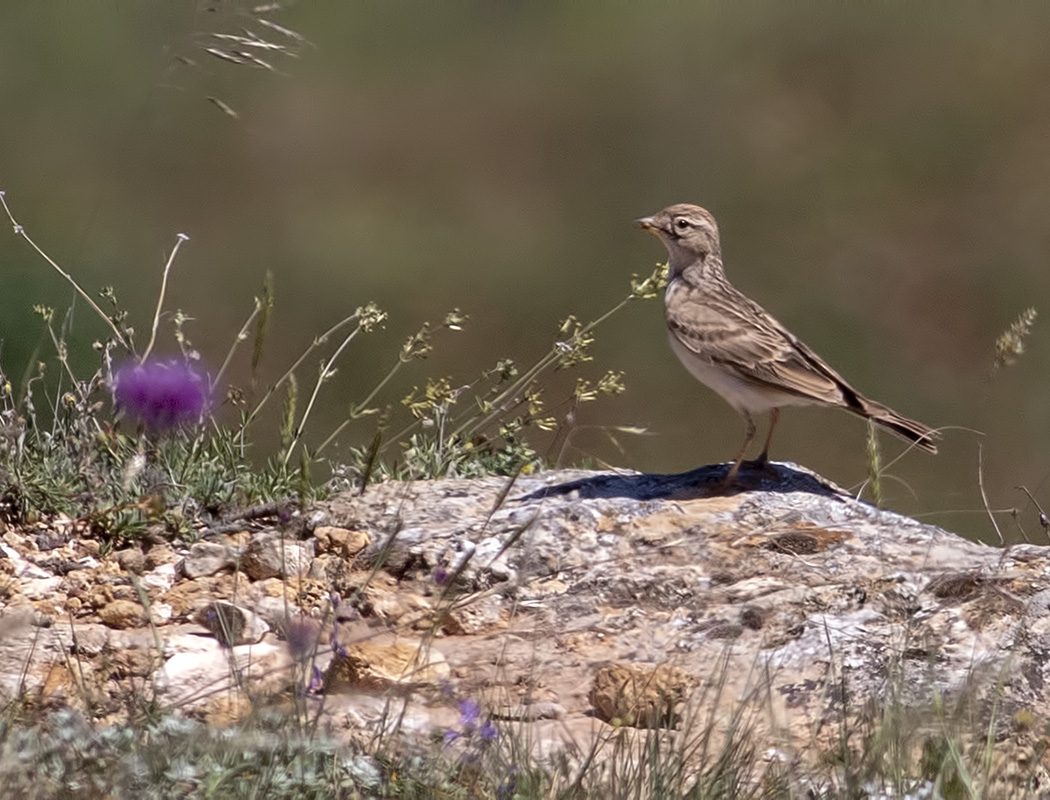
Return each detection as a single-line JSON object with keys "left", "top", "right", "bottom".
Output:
{"left": 283, "top": 322, "right": 369, "bottom": 465}
{"left": 0, "top": 191, "right": 132, "bottom": 351}
{"left": 239, "top": 312, "right": 362, "bottom": 436}
{"left": 978, "top": 444, "right": 1004, "bottom": 546}
{"left": 315, "top": 357, "right": 405, "bottom": 457}
{"left": 210, "top": 297, "right": 263, "bottom": 394}
{"left": 45, "top": 309, "right": 86, "bottom": 405}
{"left": 141, "top": 233, "right": 191, "bottom": 363}
{"left": 1016, "top": 485, "right": 1050, "bottom": 543}
{"left": 452, "top": 295, "right": 632, "bottom": 442}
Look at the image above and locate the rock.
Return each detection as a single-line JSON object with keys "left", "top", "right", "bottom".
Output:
{"left": 2, "top": 546, "right": 52, "bottom": 579}
{"left": 20, "top": 577, "right": 63, "bottom": 600}
{"left": 141, "top": 563, "right": 176, "bottom": 592}
{"left": 589, "top": 662, "right": 698, "bottom": 729}
{"left": 220, "top": 530, "right": 252, "bottom": 547}
{"left": 76, "top": 539, "right": 101, "bottom": 558}
{"left": 55, "top": 622, "right": 110, "bottom": 655}
{"left": 110, "top": 648, "right": 161, "bottom": 678}
{"left": 254, "top": 577, "right": 329, "bottom": 611}
{"left": 38, "top": 663, "right": 79, "bottom": 703}
{"left": 0, "top": 630, "right": 56, "bottom": 699}
{"left": 251, "top": 595, "right": 296, "bottom": 634}
{"left": 323, "top": 641, "right": 450, "bottom": 693}
{"left": 7, "top": 465, "right": 1050, "bottom": 785}
{"left": 180, "top": 542, "right": 238, "bottom": 579}
{"left": 315, "top": 466, "right": 1050, "bottom": 772}
{"left": 2, "top": 531, "right": 35, "bottom": 554}
{"left": 307, "top": 553, "right": 340, "bottom": 582}
{"left": 307, "top": 558, "right": 328, "bottom": 581}
{"left": 86, "top": 585, "right": 114, "bottom": 609}
{"left": 98, "top": 599, "right": 148, "bottom": 630}
{"left": 160, "top": 574, "right": 238, "bottom": 616}
{"left": 251, "top": 596, "right": 328, "bottom": 651}
{"left": 34, "top": 531, "right": 71, "bottom": 552}
{"left": 492, "top": 701, "right": 566, "bottom": 721}
{"left": 363, "top": 578, "right": 433, "bottom": 626}
{"left": 0, "top": 608, "right": 39, "bottom": 639}
{"left": 202, "top": 693, "right": 254, "bottom": 727}
{"left": 473, "top": 537, "right": 515, "bottom": 581}
{"left": 109, "top": 627, "right": 170, "bottom": 651}
{"left": 144, "top": 543, "right": 177, "bottom": 568}
{"left": 440, "top": 593, "right": 506, "bottom": 635}
{"left": 315, "top": 526, "right": 370, "bottom": 558}
{"left": 241, "top": 532, "right": 314, "bottom": 580}
{"left": 192, "top": 601, "right": 269, "bottom": 646}
{"left": 155, "top": 634, "right": 291, "bottom": 720}
{"left": 149, "top": 602, "right": 173, "bottom": 625}
{"left": 114, "top": 547, "right": 145, "bottom": 574}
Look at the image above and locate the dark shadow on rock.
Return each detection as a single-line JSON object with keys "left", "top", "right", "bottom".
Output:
{"left": 518, "top": 461, "right": 850, "bottom": 503}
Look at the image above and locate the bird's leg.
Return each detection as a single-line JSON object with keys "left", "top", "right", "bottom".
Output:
{"left": 754, "top": 408, "right": 780, "bottom": 466}
{"left": 724, "top": 411, "right": 757, "bottom": 484}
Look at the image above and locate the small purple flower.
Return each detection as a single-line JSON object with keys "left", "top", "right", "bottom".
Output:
{"left": 434, "top": 567, "right": 450, "bottom": 586}
{"left": 479, "top": 720, "right": 498, "bottom": 741}
{"left": 458, "top": 698, "right": 481, "bottom": 728}
{"left": 113, "top": 358, "right": 208, "bottom": 430}
{"left": 307, "top": 665, "right": 323, "bottom": 693}
{"left": 296, "top": 665, "right": 324, "bottom": 699}
{"left": 277, "top": 504, "right": 293, "bottom": 525}
{"left": 443, "top": 728, "right": 461, "bottom": 745}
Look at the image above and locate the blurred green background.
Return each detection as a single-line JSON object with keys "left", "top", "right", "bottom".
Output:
{"left": 1, "top": 3, "right": 1047, "bottom": 542}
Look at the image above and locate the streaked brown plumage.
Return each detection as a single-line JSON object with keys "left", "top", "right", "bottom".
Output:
{"left": 637, "top": 203, "right": 937, "bottom": 482}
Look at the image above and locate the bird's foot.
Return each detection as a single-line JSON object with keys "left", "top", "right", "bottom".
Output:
{"left": 741, "top": 453, "right": 778, "bottom": 475}
{"left": 714, "top": 455, "right": 777, "bottom": 493}
{"left": 717, "top": 461, "right": 751, "bottom": 492}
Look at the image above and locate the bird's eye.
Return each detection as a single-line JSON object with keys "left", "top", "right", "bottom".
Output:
{"left": 674, "top": 218, "right": 690, "bottom": 231}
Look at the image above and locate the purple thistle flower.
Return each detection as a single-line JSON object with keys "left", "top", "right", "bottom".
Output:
{"left": 285, "top": 617, "right": 320, "bottom": 663}
{"left": 113, "top": 358, "right": 208, "bottom": 431}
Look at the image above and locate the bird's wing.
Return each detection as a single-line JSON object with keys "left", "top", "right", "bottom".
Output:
{"left": 666, "top": 281, "right": 860, "bottom": 407}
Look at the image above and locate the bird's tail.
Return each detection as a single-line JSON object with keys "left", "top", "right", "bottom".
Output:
{"left": 858, "top": 398, "right": 939, "bottom": 454}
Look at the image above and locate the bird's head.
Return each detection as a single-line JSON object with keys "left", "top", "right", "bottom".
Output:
{"left": 636, "top": 203, "right": 721, "bottom": 272}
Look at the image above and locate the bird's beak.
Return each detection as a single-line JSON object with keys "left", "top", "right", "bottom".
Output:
{"left": 636, "top": 216, "right": 658, "bottom": 232}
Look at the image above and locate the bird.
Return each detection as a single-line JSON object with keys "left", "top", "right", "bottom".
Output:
{"left": 637, "top": 203, "right": 938, "bottom": 483}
